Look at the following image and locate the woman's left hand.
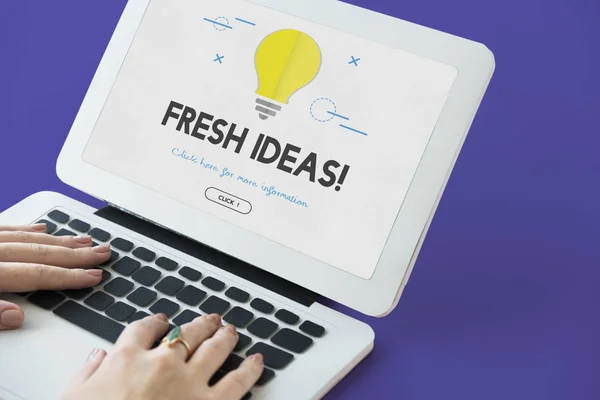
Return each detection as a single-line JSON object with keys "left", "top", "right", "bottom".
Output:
{"left": 0, "top": 224, "right": 111, "bottom": 330}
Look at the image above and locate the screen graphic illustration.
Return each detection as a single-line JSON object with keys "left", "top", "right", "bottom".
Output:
{"left": 83, "top": 0, "right": 460, "bottom": 279}
{"left": 254, "top": 29, "right": 322, "bottom": 120}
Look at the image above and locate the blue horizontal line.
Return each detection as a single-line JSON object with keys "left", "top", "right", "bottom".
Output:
{"left": 204, "top": 18, "right": 232, "bottom": 29}
{"left": 340, "top": 124, "right": 368, "bottom": 136}
{"left": 235, "top": 17, "right": 256, "bottom": 26}
{"left": 327, "top": 111, "right": 350, "bottom": 120}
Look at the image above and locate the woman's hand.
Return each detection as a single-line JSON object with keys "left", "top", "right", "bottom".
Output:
{"left": 63, "top": 313, "right": 264, "bottom": 400}
{"left": 0, "top": 224, "right": 111, "bottom": 330}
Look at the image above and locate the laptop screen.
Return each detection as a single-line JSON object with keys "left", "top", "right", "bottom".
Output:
{"left": 82, "top": 0, "right": 457, "bottom": 280}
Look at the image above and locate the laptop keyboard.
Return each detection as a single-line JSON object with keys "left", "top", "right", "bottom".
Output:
{"left": 24, "top": 208, "right": 327, "bottom": 399}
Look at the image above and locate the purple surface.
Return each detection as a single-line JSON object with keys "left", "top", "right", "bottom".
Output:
{"left": 1, "top": 0, "right": 599, "bottom": 399}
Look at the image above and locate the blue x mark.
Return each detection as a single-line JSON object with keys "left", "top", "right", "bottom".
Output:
{"left": 214, "top": 54, "right": 225, "bottom": 64}
{"left": 349, "top": 56, "right": 361, "bottom": 66}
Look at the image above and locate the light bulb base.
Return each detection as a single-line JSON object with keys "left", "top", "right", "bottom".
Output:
{"left": 255, "top": 98, "right": 282, "bottom": 120}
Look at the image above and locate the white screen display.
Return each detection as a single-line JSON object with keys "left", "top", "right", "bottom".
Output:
{"left": 83, "top": 0, "right": 457, "bottom": 279}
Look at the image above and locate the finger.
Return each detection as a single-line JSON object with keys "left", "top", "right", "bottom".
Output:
{"left": 211, "top": 354, "right": 264, "bottom": 400}
{"left": 0, "top": 300, "right": 24, "bottom": 330}
{"left": 0, "top": 231, "right": 93, "bottom": 249}
{"left": 0, "top": 243, "right": 111, "bottom": 267}
{"left": 189, "top": 321, "right": 239, "bottom": 378}
{"left": 116, "top": 314, "right": 170, "bottom": 350}
{"left": 0, "top": 224, "right": 48, "bottom": 233}
{"left": 157, "top": 314, "right": 222, "bottom": 361}
{"left": 69, "top": 348, "right": 107, "bottom": 386}
{"left": 0, "top": 263, "right": 103, "bottom": 292}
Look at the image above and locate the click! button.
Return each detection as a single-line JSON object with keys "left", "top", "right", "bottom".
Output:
{"left": 205, "top": 188, "right": 252, "bottom": 215}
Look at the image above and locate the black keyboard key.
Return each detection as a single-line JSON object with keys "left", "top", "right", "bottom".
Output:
{"left": 48, "top": 210, "right": 69, "bottom": 223}
{"left": 62, "top": 287, "right": 93, "bottom": 300}
{"left": 105, "top": 302, "right": 136, "bottom": 322}
{"left": 246, "top": 343, "right": 293, "bottom": 370}
{"left": 155, "top": 256, "right": 178, "bottom": 271}
{"left": 209, "top": 370, "right": 226, "bottom": 386}
{"left": 207, "top": 370, "right": 252, "bottom": 400}
{"left": 68, "top": 219, "right": 90, "bottom": 233}
{"left": 178, "top": 266, "right": 202, "bottom": 281}
{"left": 275, "top": 309, "right": 299, "bottom": 325}
{"left": 55, "top": 228, "right": 76, "bottom": 237}
{"left": 176, "top": 286, "right": 206, "bottom": 306}
{"left": 149, "top": 298, "right": 179, "bottom": 317}
{"left": 100, "top": 250, "right": 120, "bottom": 267}
{"left": 85, "top": 292, "right": 115, "bottom": 311}
{"left": 225, "top": 287, "right": 250, "bottom": 303}
{"left": 132, "top": 266, "right": 161, "bottom": 286}
{"left": 247, "top": 318, "right": 278, "bottom": 339}
{"left": 54, "top": 301, "right": 124, "bottom": 343}
{"left": 104, "top": 277, "right": 134, "bottom": 297}
{"left": 202, "top": 276, "right": 225, "bottom": 292}
{"left": 111, "top": 237, "right": 134, "bottom": 252}
{"left": 155, "top": 276, "right": 184, "bottom": 296}
{"left": 250, "top": 298, "right": 274, "bottom": 314}
{"left": 127, "top": 287, "right": 157, "bottom": 307}
{"left": 128, "top": 311, "right": 150, "bottom": 324}
{"left": 29, "top": 291, "right": 65, "bottom": 310}
{"left": 173, "top": 310, "right": 201, "bottom": 325}
{"left": 99, "top": 270, "right": 112, "bottom": 285}
{"left": 299, "top": 321, "right": 325, "bottom": 338}
{"left": 89, "top": 228, "right": 111, "bottom": 242}
{"left": 224, "top": 307, "right": 254, "bottom": 328}
{"left": 221, "top": 353, "right": 244, "bottom": 371}
{"left": 256, "top": 368, "right": 275, "bottom": 386}
{"left": 199, "top": 296, "right": 230, "bottom": 315}
{"left": 217, "top": 353, "right": 275, "bottom": 386}
{"left": 234, "top": 332, "right": 252, "bottom": 352}
{"left": 271, "top": 328, "right": 313, "bottom": 353}
{"left": 36, "top": 219, "right": 57, "bottom": 234}
{"left": 112, "top": 256, "right": 140, "bottom": 276}
{"left": 132, "top": 247, "right": 155, "bottom": 262}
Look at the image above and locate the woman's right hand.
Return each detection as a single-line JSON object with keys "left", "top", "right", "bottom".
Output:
{"left": 63, "top": 313, "right": 264, "bottom": 400}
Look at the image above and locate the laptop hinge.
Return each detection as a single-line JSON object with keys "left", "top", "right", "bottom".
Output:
{"left": 94, "top": 205, "right": 318, "bottom": 307}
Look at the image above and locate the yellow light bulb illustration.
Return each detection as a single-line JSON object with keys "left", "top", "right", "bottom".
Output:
{"left": 254, "top": 29, "right": 322, "bottom": 120}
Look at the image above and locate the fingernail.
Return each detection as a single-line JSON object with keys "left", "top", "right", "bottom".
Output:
{"left": 87, "top": 348, "right": 103, "bottom": 361}
{"left": 248, "top": 353, "right": 263, "bottom": 365}
{"left": 74, "top": 235, "right": 92, "bottom": 244}
{"left": 224, "top": 324, "right": 237, "bottom": 335}
{"left": 93, "top": 244, "right": 111, "bottom": 253}
{"left": 155, "top": 313, "right": 168, "bottom": 321}
{"left": 32, "top": 223, "right": 47, "bottom": 232}
{"left": 209, "top": 314, "right": 221, "bottom": 325}
{"left": 86, "top": 269, "right": 103, "bottom": 277}
{"left": 0, "top": 309, "right": 24, "bottom": 329}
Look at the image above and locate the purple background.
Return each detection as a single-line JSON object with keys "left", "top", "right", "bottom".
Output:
{"left": 1, "top": 0, "right": 599, "bottom": 399}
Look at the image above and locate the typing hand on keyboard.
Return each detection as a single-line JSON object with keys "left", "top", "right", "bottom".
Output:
{"left": 63, "top": 313, "right": 263, "bottom": 400}
{"left": 0, "top": 223, "right": 110, "bottom": 330}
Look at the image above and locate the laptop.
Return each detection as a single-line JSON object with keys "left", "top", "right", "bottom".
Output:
{"left": 0, "top": 0, "right": 495, "bottom": 398}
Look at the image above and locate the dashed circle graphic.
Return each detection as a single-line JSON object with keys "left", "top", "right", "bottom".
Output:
{"left": 213, "top": 16, "right": 230, "bottom": 31}
{"left": 310, "top": 98, "right": 337, "bottom": 122}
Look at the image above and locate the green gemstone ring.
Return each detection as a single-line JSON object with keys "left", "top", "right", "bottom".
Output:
{"left": 160, "top": 326, "right": 192, "bottom": 358}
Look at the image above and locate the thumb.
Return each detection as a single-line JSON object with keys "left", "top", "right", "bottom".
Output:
{"left": 70, "top": 348, "right": 107, "bottom": 385}
{"left": 0, "top": 300, "right": 24, "bottom": 330}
